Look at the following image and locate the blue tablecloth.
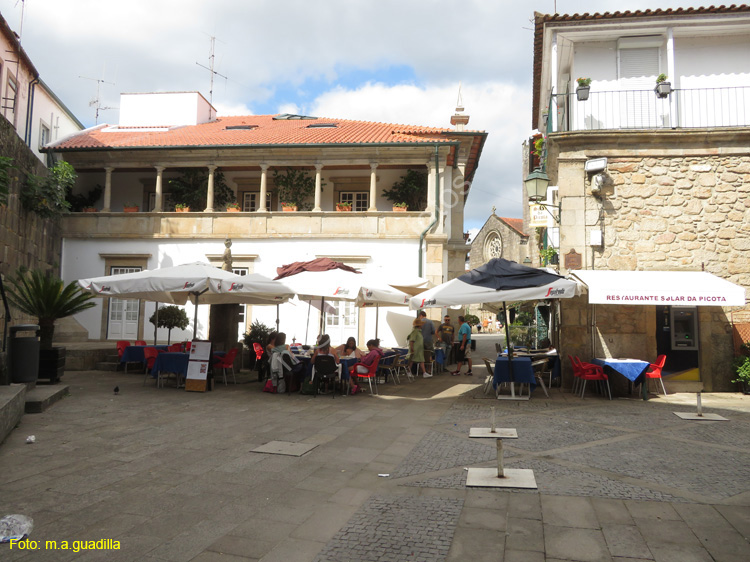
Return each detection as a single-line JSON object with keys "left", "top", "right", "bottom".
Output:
{"left": 493, "top": 357, "right": 536, "bottom": 391}
{"left": 151, "top": 352, "right": 190, "bottom": 378}
{"left": 591, "top": 358, "right": 649, "bottom": 382}
{"left": 121, "top": 345, "right": 168, "bottom": 364}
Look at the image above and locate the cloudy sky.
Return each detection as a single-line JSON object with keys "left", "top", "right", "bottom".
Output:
{"left": 1, "top": 0, "right": 704, "bottom": 231}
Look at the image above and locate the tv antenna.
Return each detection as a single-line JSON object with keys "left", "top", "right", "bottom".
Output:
{"left": 79, "top": 72, "right": 116, "bottom": 124}
{"left": 196, "top": 35, "right": 227, "bottom": 105}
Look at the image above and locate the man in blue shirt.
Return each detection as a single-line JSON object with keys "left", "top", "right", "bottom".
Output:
{"left": 452, "top": 315, "right": 473, "bottom": 376}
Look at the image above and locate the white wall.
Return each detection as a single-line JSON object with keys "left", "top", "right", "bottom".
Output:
{"left": 31, "top": 86, "right": 83, "bottom": 163}
{"left": 62, "top": 237, "right": 422, "bottom": 348}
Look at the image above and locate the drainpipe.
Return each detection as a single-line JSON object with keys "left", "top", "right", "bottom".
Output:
{"left": 24, "top": 78, "right": 39, "bottom": 146}
{"left": 418, "top": 145, "right": 441, "bottom": 278}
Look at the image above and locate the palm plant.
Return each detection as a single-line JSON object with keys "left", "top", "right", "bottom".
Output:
{"left": 5, "top": 268, "right": 96, "bottom": 349}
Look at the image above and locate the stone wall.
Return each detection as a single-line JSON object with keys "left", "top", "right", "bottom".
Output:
{"left": 1, "top": 115, "right": 63, "bottom": 383}
{"left": 549, "top": 130, "right": 749, "bottom": 391}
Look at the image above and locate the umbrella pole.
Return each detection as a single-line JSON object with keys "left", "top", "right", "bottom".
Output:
{"left": 192, "top": 294, "right": 199, "bottom": 340}
{"left": 153, "top": 302, "right": 159, "bottom": 345}
{"left": 276, "top": 304, "right": 280, "bottom": 332}
{"left": 375, "top": 305, "right": 379, "bottom": 339}
{"left": 503, "top": 302, "right": 515, "bottom": 383}
{"left": 305, "top": 301, "right": 311, "bottom": 345}
{"left": 319, "top": 297, "right": 326, "bottom": 337}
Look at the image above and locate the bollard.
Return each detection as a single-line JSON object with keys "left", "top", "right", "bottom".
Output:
{"left": 697, "top": 392, "right": 703, "bottom": 417}
{"left": 496, "top": 439, "right": 504, "bottom": 478}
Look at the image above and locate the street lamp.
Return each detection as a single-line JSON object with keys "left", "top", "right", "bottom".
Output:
{"left": 525, "top": 168, "right": 560, "bottom": 223}
{"left": 525, "top": 168, "right": 550, "bottom": 202}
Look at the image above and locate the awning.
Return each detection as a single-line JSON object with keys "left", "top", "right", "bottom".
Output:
{"left": 571, "top": 270, "right": 747, "bottom": 307}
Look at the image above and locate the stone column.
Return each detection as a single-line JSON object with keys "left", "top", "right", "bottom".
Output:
{"left": 154, "top": 166, "right": 165, "bottom": 212}
{"left": 205, "top": 165, "right": 217, "bottom": 212}
{"left": 313, "top": 163, "right": 323, "bottom": 212}
{"left": 426, "top": 161, "right": 436, "bottom": 213}
{"left": 369, "top": 162, "right": 378, "bottom": 211}
{"left": 102, "top": 167, "right": 114, "bottom": 212}
{"left": 258, "top": 163, "right": 269, "bottom": 212}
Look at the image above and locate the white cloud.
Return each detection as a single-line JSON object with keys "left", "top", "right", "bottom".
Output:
{"left": 309, "top": 81, "right": 529, "bottom": 227}
{"left": 215, "top": 101, "right": 254, "bottom": 116}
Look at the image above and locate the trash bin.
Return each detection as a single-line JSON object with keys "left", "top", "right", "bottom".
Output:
{"left": 9, "top": 324, "right": 40, "bottom": 383}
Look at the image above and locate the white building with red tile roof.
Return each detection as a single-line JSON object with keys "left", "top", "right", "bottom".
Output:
{"left": 51, "top": 92, "right": 487, "bottom": 346}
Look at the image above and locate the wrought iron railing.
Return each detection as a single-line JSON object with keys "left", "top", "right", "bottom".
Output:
{"left": 549, "top": 86, "right": 750, "bottom": 132}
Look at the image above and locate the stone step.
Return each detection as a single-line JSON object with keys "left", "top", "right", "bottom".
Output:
{"left": 0, "top": 384, "right": 27, "bottom": 443}
{"left": 96, "top": 362, "right": 120, "bottom": 372}
{"left": 25, "top": 385, "right": 70, "bottom": 414}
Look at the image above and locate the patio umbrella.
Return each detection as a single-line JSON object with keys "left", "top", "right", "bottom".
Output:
{"left": 78, "top": 262, "right": 294, "bottom": 338}
{"left": 409, "top": 258, "right": 579, "bottom": 382}
{"left": 275, "top": 258, "right": 410, "bottom": 338}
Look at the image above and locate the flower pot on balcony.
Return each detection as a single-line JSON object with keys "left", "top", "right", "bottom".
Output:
{"left": 226, "top": 207, "right": 240, "bottom": 213}
{"left": 336, "top": 204, "right": 352, "bottom": 212}
{"left": 123, "top": 206, "right": 139, "bottom": 213}
{"left": 655, "top": 82, "right": 671, "bottom": 98}
{"left": 576, "top": 86, "right": 590, "bottom": 101}
{"left": 82, "top": 207, "right": 98, "bottom": 213}
{"left": 281, "top": 204, "right": 298, "bottom": 212}
{"left": 175, "top": 206, "right": 190, "bottom": 213}
{"left": 392, "top": 205, "right": 408, "bottom": 212}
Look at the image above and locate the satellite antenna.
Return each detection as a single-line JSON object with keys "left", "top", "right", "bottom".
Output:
{"left": 79, "top": 70, "right": 116, "bottom": 124}
{"left": 196, "top": 35, "right": 228, "bottom": 105}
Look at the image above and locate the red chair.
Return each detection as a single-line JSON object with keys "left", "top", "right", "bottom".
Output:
{"left": 642, "top": 354, "right": 667, "bottom": 396}
{"left": 142, "top": 347, "right": 161, "bottom": 386}
{"left": 252, "top": 343, "right": 264, "bottom": 362}
{"left": 116, "top": 340, "right": 130, "bottom": 359}
{"left": 185, "top": 341, "right": 192, "bottom": 352}
{"left": 214, "top": 348, "right": 239, "bottom": 385}
{"left": 135, "top": 340, "right": 147, "bottom": 346}
{"left": 168, "top": 343, "right": 182, "bottom": 352}
{"left": 574, "top": 356, "right": 611, "bottom": 400}
{"left": 349, "top": 356, "right": 380, "bottom": 396}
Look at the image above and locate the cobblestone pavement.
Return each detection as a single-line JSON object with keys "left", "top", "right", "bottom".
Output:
{"left": 0, "top": 333, "right": 748, "bottom": 561}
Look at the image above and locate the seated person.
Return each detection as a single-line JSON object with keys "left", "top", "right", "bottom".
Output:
{"left": 311, "top": 334, "right": 340, "bottom": 364}
{"left": 354, "top": 339, "right": 384, "bottom": 375}
{"left": 335, "top": 337, "right": 363, "bottom": 359}
{"left": 269, "top": 332, "right": 304, "bottom": 393}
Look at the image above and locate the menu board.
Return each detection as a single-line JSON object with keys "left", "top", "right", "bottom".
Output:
{"left": 186, "top": 340, "right": 212, "bottom": 392}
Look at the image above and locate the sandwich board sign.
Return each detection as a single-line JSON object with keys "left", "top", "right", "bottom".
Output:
{"left": 186, "top": 341, "right": 212, "bottom": 392}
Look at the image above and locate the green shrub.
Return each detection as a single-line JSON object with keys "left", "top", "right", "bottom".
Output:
{"left": 149, "top": 305, "right": 189, "bottom": 344}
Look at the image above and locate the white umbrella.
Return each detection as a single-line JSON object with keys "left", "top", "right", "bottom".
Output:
{"left": 78, "top": 262, "right": 294, "bottom": 338}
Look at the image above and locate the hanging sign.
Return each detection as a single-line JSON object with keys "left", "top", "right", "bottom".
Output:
{"left": 529, "top": 204, "right": 549, "bottom": 228}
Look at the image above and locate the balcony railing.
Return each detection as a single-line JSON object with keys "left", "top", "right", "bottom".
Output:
{"left": 549, "top": 86, "right": 750, "bottom": 132}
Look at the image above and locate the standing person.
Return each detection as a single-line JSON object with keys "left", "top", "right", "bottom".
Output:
{"left": 419, "top": 310, "right": 435, "bottom": 374}
{"left": 437, "top": 314, "right": 455, "bottom": 364}
{"left": 452, "top": 315, "right": 473, "bottom": 376}
{"left": 407, "top": 318, "right": 429, "bottom": 378}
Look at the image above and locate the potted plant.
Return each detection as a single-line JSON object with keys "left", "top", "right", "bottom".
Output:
{"left": 149, "top": 305, "right": 189, "bottom": 344}
{"left": 243, "top": 320, "right": 274, "bottom": 381}
{"left": 82, "top": 206, "right": 98, "bottom": 213}
{"left": 273, "top": 168, "right": 316, "bottom": 211}
{"left": 383, "top": 169, "right": 427, "bottom": 212}
{"left": 576, "top": 77, "right": 592, "bottom": 101}
{"left": 174, "top": 203, "right": 190, "bottom": 213}
{"left": 280, "top": 202, "right": 298, "bottom": 212}
{"left": 392, "top": 202, "right": 408, "bottom": 212}
{"left": 6, "top": 268, "right": 96, "bottom": 383}
{"left": 732, "top": 354, "right": 750, "bottom": 394}
{"left": 123, "top": 203, "right": 139, "bottom": 213}
{"left": 336, "top": 201, "right": 352, "bottom": 212}
{"left": 226, "top": 202, "right": 241, "bottom": 212}
{"left": 655, "top": 74, "right": 671, "bottom": 98}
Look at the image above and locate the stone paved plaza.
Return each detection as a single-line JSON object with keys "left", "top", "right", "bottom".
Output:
{"left": 1, "top": 335, "right": 749, "bottom": 561}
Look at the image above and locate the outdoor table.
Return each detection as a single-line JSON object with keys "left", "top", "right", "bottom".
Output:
{"left": 493, "top": 356, "right": 536, "bottom": 398}
{"left": 393, "top": 347, "right": 408, "bottom": 356}
{"left": 151, "top": 352, "right": 190, "bottom": 384}
{"left": 591, "top": 358, "right": 650, "bottom": 399}
{"left": 121, "top": 345, "right": 169, "bottom": 373}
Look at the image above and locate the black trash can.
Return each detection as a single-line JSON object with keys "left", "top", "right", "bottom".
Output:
{"left": 9, "top": 324, "right": 40, "bottom": 383}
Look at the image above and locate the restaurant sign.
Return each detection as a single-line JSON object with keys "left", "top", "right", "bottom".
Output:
{"left": 529, "top": 204, "right": 549, "bottom": 227}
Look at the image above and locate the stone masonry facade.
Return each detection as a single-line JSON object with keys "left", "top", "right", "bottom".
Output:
{"left": 547, "top": 130, "right": 750, "bottom": 392}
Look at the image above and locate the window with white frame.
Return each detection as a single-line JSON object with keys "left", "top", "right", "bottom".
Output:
{"left": 147, "top": 192, "right": 173, "bottom": 211}
{"left": 242, "top": 191, "right": 272, "bottom": 212}
{"left": 232, "top": 267, "right": 248, "bottom": 325}
{"left": 39, "top": 122, "right": 50, "bottom": 149}
{"left": 4, "top": 73, "right": 17, "bottom": 118}
{"left": 339, "top": 191, "right": 369, "bottom": 211}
